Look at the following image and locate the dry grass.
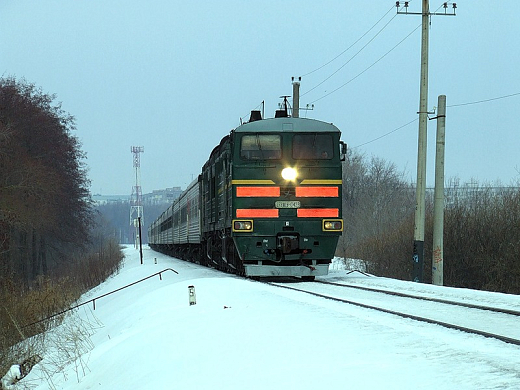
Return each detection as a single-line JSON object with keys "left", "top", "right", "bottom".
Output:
{"left": 1, "top": 239, "right": 123, "bottom": 387}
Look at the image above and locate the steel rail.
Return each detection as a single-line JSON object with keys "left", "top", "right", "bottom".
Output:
{"left": 267, "top": 282, "right": 520, "bottom": 346}
{"left": 314, "top": 280, "right": 520, "bottom": 316}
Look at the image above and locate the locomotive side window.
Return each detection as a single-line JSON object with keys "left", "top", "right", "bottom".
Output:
{"left": 293, "top": 134, "right": 333, "bottom": 160}
{"left": 241, "top": 134, "right": 281, "bottom": 160}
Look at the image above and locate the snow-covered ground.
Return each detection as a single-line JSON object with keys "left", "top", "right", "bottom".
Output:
{"left": 20, "top": 246, "right": 520, "bottom": 389}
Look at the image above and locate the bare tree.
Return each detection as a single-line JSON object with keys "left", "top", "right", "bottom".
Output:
{"left": 339, "top": 149, "right": 414, "bottom": 275}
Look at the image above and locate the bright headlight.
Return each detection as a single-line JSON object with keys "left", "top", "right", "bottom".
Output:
{"left": 281, "top": 167, "right": 298, "bottom": 181}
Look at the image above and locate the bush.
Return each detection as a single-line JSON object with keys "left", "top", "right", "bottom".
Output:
{"left": 439, "top": 184, "right": 520, "bottom": 293}
{"left": 343, "top": 170, "right": 520, "bottom": 294}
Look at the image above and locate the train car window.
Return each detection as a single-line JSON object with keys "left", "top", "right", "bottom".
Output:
{"left": 241, "top": 134, "right": 281, "bottom": 160}
{"left": 293, "top": 134, "right": 333, "bottom": 160}
{"left": 160, "top": 216, "right": 172, "bottom": 232}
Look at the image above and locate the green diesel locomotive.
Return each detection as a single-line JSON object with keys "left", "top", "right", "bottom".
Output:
{"left": 149, "top": 110, "right": 346, "bottom": 279}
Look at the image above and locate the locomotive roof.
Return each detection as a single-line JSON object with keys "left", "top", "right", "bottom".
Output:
{"left": 234, "top": 117, "right": 340, "bottom": 133}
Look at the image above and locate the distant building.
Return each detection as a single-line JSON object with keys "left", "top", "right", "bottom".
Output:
{"left": 143, "top": 187, "right": 182, "bottom": 205}
{"left": 92, "top": 194, "right": 130, "bottom": 205}
{"left": 93, "top": 187, "right": 183, "bottom": 206}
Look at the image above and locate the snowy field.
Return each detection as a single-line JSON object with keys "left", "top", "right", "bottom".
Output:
{"left": 21, "top": 245, "right": 520, "bottom": 389}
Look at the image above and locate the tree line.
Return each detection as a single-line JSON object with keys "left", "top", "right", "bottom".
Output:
{"left": 95, "top": 201, "right": 167, "bottom": 245}
{"left": 0, "top": 77, "right": 92, "bottom": 283}
{"left": 338, "top": 149, "right": 520, "bottom": 294}
{"left": 0, "top": 77, "right": 124, "bottom": 381}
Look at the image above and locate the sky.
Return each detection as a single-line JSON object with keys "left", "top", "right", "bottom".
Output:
{"left": 9, "top": 246, "right": 520, "bottom": 389}
{"left": 2, "top": 1, "right": 519, "bottom": 195}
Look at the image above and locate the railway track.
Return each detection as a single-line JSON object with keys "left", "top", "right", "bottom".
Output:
{"left": 315, "top": 279, "right": 520, "bottom": 316}
{"left": 266, "top": 279, "right": 520, "bottom": 346}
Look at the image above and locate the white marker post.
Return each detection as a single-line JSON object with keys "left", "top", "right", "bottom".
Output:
{"left": 188, "top": 285, "right": 196, "bottom": 306}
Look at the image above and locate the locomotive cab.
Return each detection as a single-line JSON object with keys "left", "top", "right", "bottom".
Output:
{"left": 228, "top": 117, "right": 345, "bottom": 278}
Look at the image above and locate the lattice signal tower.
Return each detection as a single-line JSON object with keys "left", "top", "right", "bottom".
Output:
{"left": 130, "top": 146, "right": 144, "bottom": 247}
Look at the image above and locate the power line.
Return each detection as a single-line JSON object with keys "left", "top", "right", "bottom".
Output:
{"left": 302, "top": 7, "right": 401, "bottom": 98}
{"left": 301, "top": 5, "right": 396, "bottom": 79}
{"left": 351, "top": 91, "right": 520, "bottom": 148}
{"left": 448, "top": 92, "right": 520, "bottom": 107}
{"left": 302, "top": 2, "right": 454, "bottom": 105}
{"left": 309, "top": 22, "right": 422, "bottom": 104}
{"left": 352, "top": 117, "right": 418, "bottom": 149}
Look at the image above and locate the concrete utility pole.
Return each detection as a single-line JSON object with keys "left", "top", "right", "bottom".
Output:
{"left": 396, "top": 1, "right": 456, "bottom": 283}
{"left": 432, "top": 95, "right": 446, "bottom": 286}
{"left": 413, "top": 0, "right": 430, "bottom": 283}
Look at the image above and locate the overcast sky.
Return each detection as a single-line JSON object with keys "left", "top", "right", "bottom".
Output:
{"left": 2, "top": 1, "right": 519, "bottom": 195}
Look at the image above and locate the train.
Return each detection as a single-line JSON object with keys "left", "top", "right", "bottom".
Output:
{"left": 148, "top": 106, "right": 346, "bottom": 280}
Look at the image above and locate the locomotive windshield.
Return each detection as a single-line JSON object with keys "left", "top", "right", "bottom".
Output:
{"left": 240, "top": 134, "right": 281, "bottom": 160}
{"left": 293, "top": 133, "right": 333, "bottom": 160}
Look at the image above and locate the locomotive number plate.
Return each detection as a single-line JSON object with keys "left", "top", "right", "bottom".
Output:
{"left": 275, "top": 201, "right": 301, "bottom": 209}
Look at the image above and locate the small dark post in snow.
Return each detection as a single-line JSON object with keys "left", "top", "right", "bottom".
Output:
{"left": 138, "top": 217, "right": 143, "bottom": 265}
{"left": 188, "top": 285, "right": 196, "bottom": 306}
